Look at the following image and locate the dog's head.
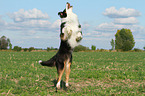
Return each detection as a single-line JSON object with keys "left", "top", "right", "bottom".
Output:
{"left": 58, "top": 2, "right": 73, "bottom": 18}
{"left": 58, "top": 9, "right": 67, "bottom": 18}
{"left": 58, "top": 2, "right": 73, "bottom": 41}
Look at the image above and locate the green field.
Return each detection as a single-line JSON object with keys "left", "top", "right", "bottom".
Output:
{"left": 0, "top": 51, "right": 145, "bottom": 95}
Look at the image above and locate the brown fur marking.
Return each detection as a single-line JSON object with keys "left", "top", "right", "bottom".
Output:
{"left": 65, "top": 62, "right": 71, "bottom": 85}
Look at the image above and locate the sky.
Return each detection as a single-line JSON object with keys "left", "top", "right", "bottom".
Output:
{"left": 0, "top": 0, "right": 145, "bottom": 49}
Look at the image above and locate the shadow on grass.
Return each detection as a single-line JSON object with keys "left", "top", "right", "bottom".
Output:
{"left": 48, "top": 79, "right": 72, "bottom": 92}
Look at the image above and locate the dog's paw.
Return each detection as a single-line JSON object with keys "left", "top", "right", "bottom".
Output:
{"left": 56, "top": 81, "right": 61, "bottom": 89}
{"left": 76, "top": 36, "right": 82, "bottom": 42}
{"left": 68, "top": 30, "right": 72, "bottom": 39}
{"left": 76, "top": 33, "right": 83, "bottom": 42}
{"left": 76, "top": 31, "right": 82, "bottom": 42}
{"left": 66, "top": 83, "right": 69, "bottom": 87}
{"left": 39, "top": 60, "right": 42, "bottom": 64}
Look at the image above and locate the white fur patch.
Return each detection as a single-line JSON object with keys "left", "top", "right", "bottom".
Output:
{"left": 66, "top": 83, "right": 69, "bottom": 87}
{"left": 68, "top": 32, "right": 80, "bottom": 48}
{"left": 39, "top": 60, "right": 42, "bottom": 64}
{"left": 60, "top": 3, "right": 82, "bottom": 48}
{"left": 65, "top": 59, "right": 70, "bottom": 69}
{"left": 56, "top": 81, "right": 61, "bottom": 88}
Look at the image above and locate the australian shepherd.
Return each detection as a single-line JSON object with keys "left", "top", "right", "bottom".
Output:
{"left": 39, "top": 2, "right": 82, "bottom": 89}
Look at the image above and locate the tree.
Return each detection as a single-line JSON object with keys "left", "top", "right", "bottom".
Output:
{"left": 143, "top": 46, "right": 145, "bottom": 51}
{"left": 9, "top": 43, "right": 12, "bottom": 50}
{"left": 110, "top": 39, "right": 115, "bottom": 50}
{"left": 7, "top": 38, "right": 12, "bottom": 50}
{"left": 91, "top": 45, "right": 96, "bottom": 50}
{"left": 0, "top": 36, "right": 10, "bottom": 50}
{"left": 115, "top": 28, "right": 135, "bottom": 51}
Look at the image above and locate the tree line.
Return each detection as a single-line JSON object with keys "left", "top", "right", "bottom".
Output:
{"left": 0, "top": 28, "right": 145, "bottom": 52}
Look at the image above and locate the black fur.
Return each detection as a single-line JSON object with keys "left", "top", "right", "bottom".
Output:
{"left": 58, "top": 9, "right": 67, "bottom": 18}
{"left": 60, "top": 22, "right": 66, "bottom": 33}
{"left": 39, "top": 40, "right": 72, "bottom": 70}
{"left": 78, "top": 24, "right": 81, "bottom": 28}
{"left": 60, "top": 22, "right": 66, "bottom": 38}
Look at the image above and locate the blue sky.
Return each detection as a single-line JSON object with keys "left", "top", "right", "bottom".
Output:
{"left": 0, "top": 0, "right": 145, "bottom": 49}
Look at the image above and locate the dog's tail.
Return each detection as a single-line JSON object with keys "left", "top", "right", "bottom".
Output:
{"left": 39, "top": 55, "right": 56, "bottom": 67}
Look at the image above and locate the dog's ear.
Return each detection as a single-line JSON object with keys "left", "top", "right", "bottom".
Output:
{"left": 67, "top": 2, "right": 71, "bottom": 9}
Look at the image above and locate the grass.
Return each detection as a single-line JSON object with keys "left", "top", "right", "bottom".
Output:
{"left": 0, "top": 51, "right": 145, "bottom": 95}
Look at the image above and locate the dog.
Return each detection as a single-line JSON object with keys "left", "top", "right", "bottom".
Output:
{"left": 39, "top": 2, "right": 82, "bottom": 89}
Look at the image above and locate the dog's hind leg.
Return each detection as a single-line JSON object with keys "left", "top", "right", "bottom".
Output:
{"left": 56, "top": 62, "right": 65, "bottom": 89}
{"left": 65, "top": 61, "right": 71, "bottom": 87}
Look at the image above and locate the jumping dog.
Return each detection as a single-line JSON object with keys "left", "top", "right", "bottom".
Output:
{"left": 39, "top": 2, "right": 82, "bottom": 89}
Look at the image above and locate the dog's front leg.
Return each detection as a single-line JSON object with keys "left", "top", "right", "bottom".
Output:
{"left": 76, "top": 31, "right": 83, "bottom": 42}
{"left": 60, "top": 27, "right": 72, "bottom": 41}
{"left": 66, "top": 27, "right": 72, "bottom": 38}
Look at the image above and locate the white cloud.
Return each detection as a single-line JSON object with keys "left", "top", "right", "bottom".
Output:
{"left": 3, "top": 9, "right": 61, "bottom": 35}
{"left": 113, "top": 17, "right": 138, "bottom": 25}
{"left": 103, "top": 7, "right": 141, "bottom": 18}
{"left": 82, "top": 22, "right": 90, "bottom": 30}
{"left": 7, "top": 20, "right": 50, "bottom": 31}
{"left": 51, "top": 19, "right": 61, "bottom": 29}
{"left": 9, "top": 8, "right": 49, "bottom": 22}
{"left": 0, "top": 16, "right": 7, "bottom": 31}
{"left": 95, "top": 22, "right": 145, "bottom": 34}
{"left": 90, "top": 7, "right": 144, "bottom": 39}
{"left": 95, "top": 22, "right": 122, "bottom": 33}
{"left": 0, "top": 16, "right": 6, "bottom": 25}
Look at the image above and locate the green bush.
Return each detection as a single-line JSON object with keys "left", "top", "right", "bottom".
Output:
{"left": 29, "top": 47, "right": 35, "bottom": 52}
{"left": 74, "top": 45, "right": 89, "bottom": 52}
{"left": 23, "top": 48, "right": 28, "bottom": 52}
{"left": 50, "top": 47, "right": 58, "bottom": 50}
{"left": 13, "top": 46, "right": 22, "bottom": 52}
{"left": 99, "top": 49, "right": 105, "bottom": 52}
{"left": 47, "top": 47, "right": 51, "bottom": 52}
{"left": 133, "top": 48, "right": 143, "bottom": 52}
